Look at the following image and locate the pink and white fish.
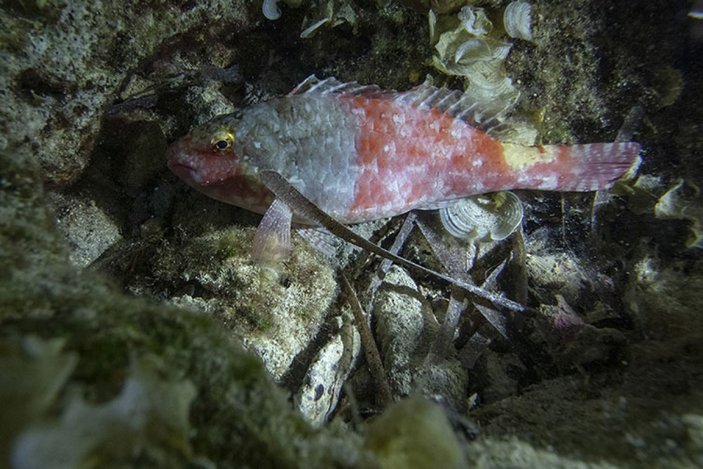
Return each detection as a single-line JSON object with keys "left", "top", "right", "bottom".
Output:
{"left": 167, "top": 76, "right": 640, "bottom": 259}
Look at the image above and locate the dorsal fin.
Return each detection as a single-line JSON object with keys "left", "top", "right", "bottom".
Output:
{"left": 288, "top": 75, "right": 384, "bottom": 97}
{"left": 289, "top": 75, "right": 510, "bottom": 131}
{"left": 395, "top": 79, "right": 504, "bottom": 127}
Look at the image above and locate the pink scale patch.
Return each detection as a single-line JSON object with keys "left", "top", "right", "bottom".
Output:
{"left": 344, "top": 95, "right": 506, "bottom": 220}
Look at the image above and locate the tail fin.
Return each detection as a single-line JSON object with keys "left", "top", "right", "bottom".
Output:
{"left": 502, "top": 142, "right": 641, "bottom": 192}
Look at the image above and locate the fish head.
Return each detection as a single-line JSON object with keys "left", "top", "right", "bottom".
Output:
{"left": 166, "top": 114, "right": 272, "bottom": 213}
{"left": 167, "top": 114, "right": 242, "bottom": 187}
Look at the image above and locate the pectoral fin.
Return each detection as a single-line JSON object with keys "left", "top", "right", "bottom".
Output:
{"left": 251, "top": 198, "right": 293, "bottom": 263}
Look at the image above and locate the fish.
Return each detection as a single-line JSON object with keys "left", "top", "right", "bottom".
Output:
{"left": 167, "top": 75, "right": 641, "bottom": 260}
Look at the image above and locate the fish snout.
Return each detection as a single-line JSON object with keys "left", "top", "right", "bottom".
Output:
{"left": 166, "top": 137, "right": 199, "bottom": 183}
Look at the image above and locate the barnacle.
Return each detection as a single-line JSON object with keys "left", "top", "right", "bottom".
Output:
{"left": 439, "top": 191, "right": 524, "bottom": 242}
{"left": 430, "top": 4, "right": 522, "bottom": 121}
{"left": 503, "top": 1, "right": 532, "bottom": 41}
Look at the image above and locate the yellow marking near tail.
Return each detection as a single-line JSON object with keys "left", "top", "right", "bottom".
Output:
{"left": 502, "top": 143, "right": 558, "bottom": 170}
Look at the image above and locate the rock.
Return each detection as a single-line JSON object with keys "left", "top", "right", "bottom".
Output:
{"left": 372, "top": 266, "right": 468, "bottom": 408}
{"left": 475, "top": 351, "right": 525, "bottom": 404}
{"left": 625, "top": 255, "right": 703, "bottom": 340}
{"left": 295, "top": 317, "right": 361, "bottom": 426}
{"left": 363, "top": 397, "right": 467, "bottom": 469}
{"left": 373, "top": 266, "right": 426, "bottom": 397}
{"left": 0, "top": 147, "right": 369, "bottom": 468}
{"left": 0, "top": 1, "right": 253, "bottom": 186}
{"left": 47, "top": 192, "right": 122, "bottom": 267}
{"left": 11, "top": 355, "right": 196, "bottom": 469}
{"left": 150, "top": 227, "right": 338, "bottom": 381}
{"left": 3, "top": 0, "right": 703, "bottom": 466}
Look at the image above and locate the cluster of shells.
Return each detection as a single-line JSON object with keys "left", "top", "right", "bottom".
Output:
{"left": 429, "top": 2, "right": 532, "bottom": 120}
{"left": 262, "top": 0, "right": 358, "bottom": 38}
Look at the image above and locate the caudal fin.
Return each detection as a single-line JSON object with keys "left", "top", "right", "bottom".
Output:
{"left": 550, "top": 142, "right": 641, "bottom": 191}
{"left": 503, "top": 142, "right": 641, "bottom": 192}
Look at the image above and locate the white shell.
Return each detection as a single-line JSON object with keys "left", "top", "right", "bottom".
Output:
{"left": 300, "top": 18, "right": 329, "bottom": 38}
{"left": 504, "top": 1, "right": 532, "bottom": 41}
{"left": 262, "top": 0, "right": 282, "bottom": 20}
{"left": 439, "top": 192, "right": 524, "bottom": 242}
{"left": 454, "top": 39, "right": 490, "bottom": 64}
{"left": 458, "top": 6, "right": 492, "bottom": 36}
{"left": 461, "top": 61, "right": 520, "bottom": 121}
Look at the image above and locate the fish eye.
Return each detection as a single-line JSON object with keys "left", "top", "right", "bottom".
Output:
{"left": 211, "top": 129, "right": 235, "bottom": 151}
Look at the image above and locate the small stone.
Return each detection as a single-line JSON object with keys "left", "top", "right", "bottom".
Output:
{"left": 47, "top": 192, "right": 122, "bottom": 267}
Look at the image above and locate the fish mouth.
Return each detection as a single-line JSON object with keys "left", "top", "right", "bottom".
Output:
{"left": 167, "top": 161, "right": 197, "bottom": 180}
{"left": 168, "top": 160, "right": 229, "bottom": 187}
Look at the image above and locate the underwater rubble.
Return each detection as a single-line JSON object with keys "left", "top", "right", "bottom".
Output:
{"left": 1, "top": 0, "right": 703, "bottom": 468}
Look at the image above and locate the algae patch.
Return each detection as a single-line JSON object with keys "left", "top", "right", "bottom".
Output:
{"left": 364, "top": 397, "right": 467, "bottom": 469}
{"left": 11, "top": 354, "right": 196, "bottom": 468}
{"left": 138, "top": 226, "right": 338, "bottom": 381}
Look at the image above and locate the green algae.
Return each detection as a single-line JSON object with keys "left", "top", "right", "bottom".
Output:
{"left": 0, "top": 146, "right": 360, "bottom": 466}
{"left": 363, "top": 397, "right": 467, "bottom": 469}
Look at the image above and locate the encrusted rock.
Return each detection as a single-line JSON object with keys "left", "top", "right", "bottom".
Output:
{"left": 47, "top": 192, "right": 122, "bottom": 267}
